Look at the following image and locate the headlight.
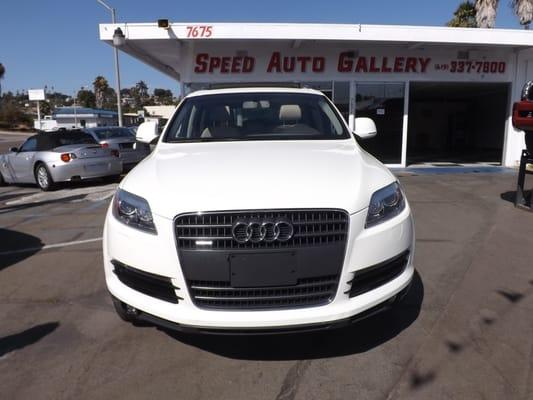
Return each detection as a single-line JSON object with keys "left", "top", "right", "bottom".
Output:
{"left": 365, "top": 182, "right": 405, "bottom": 228}
{"left": 112, "top": 189, "right": 157, "bottom": 233}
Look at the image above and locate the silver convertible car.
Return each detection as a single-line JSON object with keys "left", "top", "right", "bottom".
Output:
{"left": 0, "top": 130, "right": 123, "bottom": 191}
{"left": 83, "top": 127, "right": 151, "bottom": 171}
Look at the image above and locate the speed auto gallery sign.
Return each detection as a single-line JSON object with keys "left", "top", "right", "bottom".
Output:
{"left": 191, "top": 51, "right": 507, "bottom": 78}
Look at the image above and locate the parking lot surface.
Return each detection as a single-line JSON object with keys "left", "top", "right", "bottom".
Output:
{"left": 1, "top": 134, "right": 533, "bottom": 399}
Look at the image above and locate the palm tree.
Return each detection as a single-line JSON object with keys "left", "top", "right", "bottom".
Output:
{"left": 0, "top": 63, "right": 5, "bottom": 99}
{"left": 512, "top": 0, "right": 533, "bottom": 28}
{"left": 93, "top": 76, "right": 109, "bottom": 109}
{"left": 475, "top": 0, "right": 499, "bottom": 28}
{"left": 447, "top": 1, "right": 477, "bottom": 27}
{"left": 474, "top": 0, "right": 533, "bottom": 28}
{"left": 131, "top": 80, "right": 149, "bottom": 108}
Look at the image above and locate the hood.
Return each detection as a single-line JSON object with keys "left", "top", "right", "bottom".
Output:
{"left": 121, "top": 139, "right": 396, "bottom": 219}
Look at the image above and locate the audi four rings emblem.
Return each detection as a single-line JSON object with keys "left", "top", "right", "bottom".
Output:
{"left": 232, "top": 220, "right": 294, "bottom": 243}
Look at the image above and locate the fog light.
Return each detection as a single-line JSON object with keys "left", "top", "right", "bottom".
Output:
{"left": 125, "top": 305, "right": 138, "bottom": 315}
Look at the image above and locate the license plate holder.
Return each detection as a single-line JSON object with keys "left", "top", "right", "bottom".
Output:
{"left": 230, "top": 252, "right": 297, "bottom": 288}
{"left": 85, "top": 163, "right": 105, "bottom": 170}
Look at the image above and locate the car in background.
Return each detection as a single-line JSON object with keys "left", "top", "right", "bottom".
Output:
{"left": 0, "top": 130, "right": 122, "bottom": 191}
{"left": 83, "top": 127, "right": 151, "bottom": 171}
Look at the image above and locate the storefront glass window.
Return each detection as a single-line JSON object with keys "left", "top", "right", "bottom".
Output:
{"left": 333, "top": 82, "right": 350, "bottom": 124}
{"left": 302, "top": 81, "right": 332, "bottom": 100}
{"left": 356, "top": 83, "right": 405, "bottom": 164}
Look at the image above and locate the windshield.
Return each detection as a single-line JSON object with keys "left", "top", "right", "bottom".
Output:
{"left": 164, "top": 92, "right": 350, "bottom": 142}
{"left": 92, "top": 127, "right": 134, "bottom": 140}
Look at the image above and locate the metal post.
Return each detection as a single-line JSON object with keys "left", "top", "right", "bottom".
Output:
{"left": 97, "top": 0, "right": 123, "bottom": 127}
{"left": 36, "top": 101, "right": 41, "bottom": 130}
{"left": 73, "top": 91, "right": 78, "bottom": 127}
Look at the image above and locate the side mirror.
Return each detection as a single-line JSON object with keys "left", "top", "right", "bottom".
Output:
{"left": 136, "top": 121, "right": 160, "bottom": 144}
{"left": 354, "top": 117, "right": 377, "bottom": 140}
{"left": 9, "top": 147, "right": 18, "bottom": 152}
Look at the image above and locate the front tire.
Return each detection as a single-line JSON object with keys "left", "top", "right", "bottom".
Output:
{"left": 35, "top": 163, "right": 55, "bottom": 191}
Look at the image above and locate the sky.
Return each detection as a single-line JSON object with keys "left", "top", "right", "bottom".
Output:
{"left": 0, "top": 0, "right": 526, "bottom": 96}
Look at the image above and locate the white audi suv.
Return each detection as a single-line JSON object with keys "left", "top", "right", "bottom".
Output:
{"left": 103, "top": 87, "right": 414, "bottom": 333}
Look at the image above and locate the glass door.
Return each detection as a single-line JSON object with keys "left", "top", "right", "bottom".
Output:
{"left": 333, "top": 81, "right": 350, "bottom": 125}
{"left": 356, "top": 83, "right": 405, "bottom": 164}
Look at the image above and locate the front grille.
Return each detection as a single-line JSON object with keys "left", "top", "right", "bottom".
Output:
{"left": 348, "top": 251, "right": 409, "bottom": 298}
{"left": 112, "top": 260, "right": 179, "bottom": 303}
{"left": 188, "top": 274, "right": 339, "bottom": 309}
{"left": 175, "top": 209, "right": 349, "bottom": 250}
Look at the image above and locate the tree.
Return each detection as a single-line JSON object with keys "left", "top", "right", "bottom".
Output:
{"left": 447, "top": 1, "right": 478, "bottom": 27}
{"left": 0, "top": 99, "right": 32, "bottom": 128}
{"left": 0, "top": 63, "right": 5, "bottom": 100}
{"left": 131, "top": 80, "right": 149, "bottom": 108}
{"left": 512, "top": 0, "right": 533, "bottom": 28}
{"left": 93, "top": 76, "right": 109, "bottom": 109}
{"left": 475, "top": 0, "right": 499, "bottom": 28}
{"left": 103, "top": 87, "right": 117, "bottom": 110}
{"left": 473, "top": 0, "right": 533, "bottom": 29}
{"left": 77, "top": 89, "right": 96, "bottom": 108}
{"left": 40, "top": 100, "right": 52, "bottom": 116}
{"left": 153, "top": 88, "right": 174, "bottom": 105}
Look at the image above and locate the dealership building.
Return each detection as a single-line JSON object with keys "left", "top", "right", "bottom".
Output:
{"left": 100, "top": 22, "right": 533, "bottom": 167}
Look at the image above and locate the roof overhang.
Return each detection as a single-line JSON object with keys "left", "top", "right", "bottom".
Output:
{"left": 99, "top": 22, "right": 533, "bottom": 81}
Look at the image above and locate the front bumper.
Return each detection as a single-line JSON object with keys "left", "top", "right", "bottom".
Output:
{"left": 103, "top": 204, "right": 415, "bottom": 330}
{"left": 112, "top": 279, "right": 412, "bottom": 335}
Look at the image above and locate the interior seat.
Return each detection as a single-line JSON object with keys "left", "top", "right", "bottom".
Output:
{"left": 201, "top": 106, "right": 240, "bottom": 138}
{"left": 279, "top": 104, "right": 302, "bottom": 125}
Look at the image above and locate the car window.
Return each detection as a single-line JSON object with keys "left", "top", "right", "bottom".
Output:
{"left": 36, "top": 132, "right": 97, "bottom": 150}
{"left": 92, "top": 128, "right": 134, "bottom": 140}
{"left": 164, "top": 93, "right": 350, "bottom": 143}
{"left": 19, "top": 137, "right": 37, "bottom": 152}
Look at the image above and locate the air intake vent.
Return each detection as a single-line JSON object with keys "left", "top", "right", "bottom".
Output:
{"left": 348, "top": 251, "right": 409, "bottom": 298}
{"left": 112, "top": 260, "right": 179, "bottom": 304}
{"left": 188, "top": 274, "right": 339, "bottom": 310}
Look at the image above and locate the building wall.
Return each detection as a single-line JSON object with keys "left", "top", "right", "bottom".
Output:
{"left": 177, "top": 40, "right": 533, "bottom": 167}
{"left": 181, "top": 41, "right": 514, "bottom": 84}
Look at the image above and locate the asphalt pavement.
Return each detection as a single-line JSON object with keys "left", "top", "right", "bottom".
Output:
{"left": 1, "top": 131, "right": 533, "bottom": 399}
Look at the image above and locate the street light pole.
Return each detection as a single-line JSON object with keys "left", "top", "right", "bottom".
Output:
{"left": 97, "top": 0, "right": 123, "bottom": 127}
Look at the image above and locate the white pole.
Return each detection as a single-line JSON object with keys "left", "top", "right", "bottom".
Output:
{"left": 36, "top": 100, "right": 41, "bottom": 130}
{"left": 74, "top": 94, "right": 78, "bottom": 127}
{"left": 97, "top": 0, "right": 123, "bottom": 127}
{"left": 112, "top": 8, "right": 123, "bottom": 127}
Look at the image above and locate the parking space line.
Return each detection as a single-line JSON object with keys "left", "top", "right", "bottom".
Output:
{"left": 0, "top": 237, "right": 102, "bottom": 256}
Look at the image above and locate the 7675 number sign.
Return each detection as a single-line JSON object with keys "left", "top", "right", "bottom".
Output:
{"left": 186, "top": 25, "right": 213, "bottom": 38}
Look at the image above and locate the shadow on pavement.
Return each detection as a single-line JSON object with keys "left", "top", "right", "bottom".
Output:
{"left": 501, "top": 190, "right": 532, "bottom": 206}
{"left": 0, "top": 228, "right": 44, "bottom": 271}
{"left": 163, "top": 271, "right": 424, "bottom": 361}
{"left": 0, "top": 322, "right": 59, "bottom": 357}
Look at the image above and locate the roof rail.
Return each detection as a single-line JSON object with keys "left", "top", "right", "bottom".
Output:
{"left": 207, "top": 82, "right": 303, "bottom": 90}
